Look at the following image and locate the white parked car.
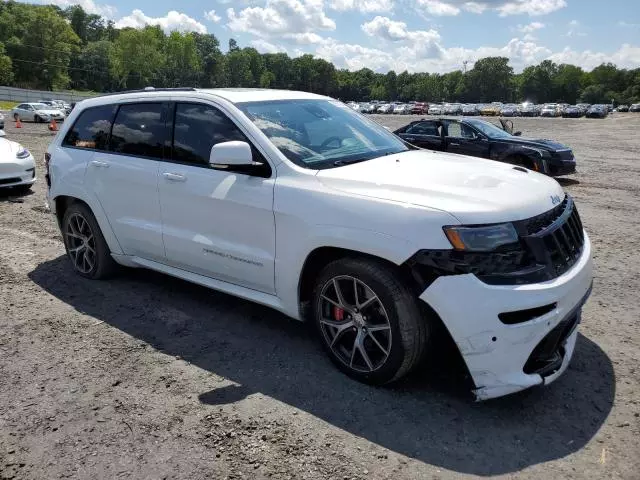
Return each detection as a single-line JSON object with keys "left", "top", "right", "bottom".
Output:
{"left": 46, "top": 88, "right": 593, "bottom": 400}
{"left": 0, "top": 129, "right": 36, "bottom": 192}
{"left": 393, "top": 104, "right": 411, "bottom": 114}
{"left": 11, "top": 102, "right": 66, "bottom": 123}
{"left": 428, "top": 104, "right": 443, "bottom": 115}
{"left": 376, "top": 103, "right": 393, "bottom": 114}
{"left": 540, "top": 104, "right": 561, "bottom": 117}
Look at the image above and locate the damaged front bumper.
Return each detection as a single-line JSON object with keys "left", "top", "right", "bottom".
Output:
{"left": 418, "top": 233, "right": 593, "bottom": 401}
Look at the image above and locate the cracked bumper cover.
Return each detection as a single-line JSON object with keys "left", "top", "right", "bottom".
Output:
{"left": 419, "top": 233, "right": 593, "bottom": 401}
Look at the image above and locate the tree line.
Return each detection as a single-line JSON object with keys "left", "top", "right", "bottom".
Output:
{"left": 1, "top": 1, "right": 639, "bottom": 105}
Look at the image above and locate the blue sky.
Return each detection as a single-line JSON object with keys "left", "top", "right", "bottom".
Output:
{"left": 33, "top": 0, "right": 640, "bottom": 73}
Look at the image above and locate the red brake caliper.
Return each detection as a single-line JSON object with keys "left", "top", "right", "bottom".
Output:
{"left": 333, "top": 306, "right": 345, "bottom": 321}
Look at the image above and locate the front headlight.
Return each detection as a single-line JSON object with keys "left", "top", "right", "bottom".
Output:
{"left": 16, "top": 147, "right": 30, "bottom": 159}
{"left": 443, "top": 223, "right": 519, "bottom": 251}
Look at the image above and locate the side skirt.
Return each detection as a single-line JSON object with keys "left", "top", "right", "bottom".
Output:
{"left": 110, "top": 254, "right": 297, "bottom": 320}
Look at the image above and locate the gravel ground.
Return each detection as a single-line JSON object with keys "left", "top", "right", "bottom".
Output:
{"left": 0, "top": 114, "right": 639, "bottom": 479}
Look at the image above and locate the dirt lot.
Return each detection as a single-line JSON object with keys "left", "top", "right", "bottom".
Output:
{"left": 1, "top": 114, "right": 639, "bottom": 479}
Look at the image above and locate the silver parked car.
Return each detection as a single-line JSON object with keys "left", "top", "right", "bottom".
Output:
{"left": 11, "top": 103, "right": 66, "bottom": 123}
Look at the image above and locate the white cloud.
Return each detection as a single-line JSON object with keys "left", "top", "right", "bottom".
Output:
{"left": 416, "top": 0, "right": 460, "bottom": 16}
{"left": 44, "top": 0, "right": 117, "bottom": 18}
{"left": 496, "top": 0, "right": 566, "bottom": 17}
{"left": 227, "top": 0, "right": 336, "bottom": 37}
{"left": 204, "top": 10, "right": 221, "bottom": 23}
{"left": 618, "top": 21, "right": 640, "bottom": 28}
{"left": 463, "top": 2, "right": 486, "bottom": 13}
{"left": 115, "top": 10, "right": 207, "bottom": 34}
{"left": 517, "top": 21, "right": 545, "bottom": 33}
{"left": 251, "top": 39, "right": 287, "bottom": 53}
{"left": 413, "top": 0, "right": 566, "bottom": 17}
{"left": 548, "top": 44, "right": 640, "bottom": 70}
{"left": 329, "top": 0, "right": 394, "bottom": 13}
{"left": 284, "top": 32, "right": 330, "bottom": 44}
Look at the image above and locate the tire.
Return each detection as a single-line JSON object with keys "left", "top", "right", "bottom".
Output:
{"left": 11, "top": 184, "right": 32, "bottom": 195}
{"left": 62, "top": 202, "right": 117, "bottom": 279}
{"left": 311, "top": 258, "right": 429, "bottom": 385}
{"left": 34, "top": 115, "right": 42, "bottom": 123}
{"left": 507, "top": 154, "right": 539, "bottom": 172}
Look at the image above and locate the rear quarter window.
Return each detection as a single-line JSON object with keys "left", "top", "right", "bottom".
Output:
{"left": 63, "top": 105, "right": 117, "bottom": 150}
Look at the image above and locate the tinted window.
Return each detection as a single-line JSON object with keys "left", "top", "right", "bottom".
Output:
{"left": 111, "top": 103, "right": 167, "bottom": 159}
{"left": 406, "top": 121, "right": 441, "bottom": 136}
{"left": 172, "top": 103, "right": 246, "bottom": 165}
{"left": 16, "top": 104, "right": 28, "bottom": 110}
{"left": 63, "top": 105, "right": 116, "bottom": 150}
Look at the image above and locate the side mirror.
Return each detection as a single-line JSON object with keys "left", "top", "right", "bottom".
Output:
{"left": 210, "top": 141, "right": 254, "bottom": 167}
{"left": 0, "top": 130, "right": 5, "bottom": 138}
{"left": 513, "top": 131, "right": 522, "bottom": 137}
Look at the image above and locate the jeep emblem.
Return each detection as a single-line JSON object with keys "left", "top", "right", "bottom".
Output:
{"left": 551, "top": 195, "right": 562, "bottom": 206}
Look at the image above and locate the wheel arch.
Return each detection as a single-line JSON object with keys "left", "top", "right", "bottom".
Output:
{"left": 297, "top": 246, "right": 423, "bottom": 320}
{"left": 53, "top": 194, "right": 124, "bottom": 255}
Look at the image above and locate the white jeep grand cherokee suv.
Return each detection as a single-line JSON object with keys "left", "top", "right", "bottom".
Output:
{"left": 46, "top": 88, "right": 593, "bottom": 400}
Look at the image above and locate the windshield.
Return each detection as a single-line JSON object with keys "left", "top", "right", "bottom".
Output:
{"left": 237, "top": 99, "right": 408, "bottom": 169}
{"left": 465, "top": 119, "right": 512, "bottom": 139}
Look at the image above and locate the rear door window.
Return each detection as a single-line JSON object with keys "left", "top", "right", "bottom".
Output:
{"left": 406, "top": 121, "right": 441, "bottom": 136}
{"left": 110, "top": 103, "right": 168, "bottom": 159}
{"left": 63, "top": 105, "right": 117, "bottom": 150}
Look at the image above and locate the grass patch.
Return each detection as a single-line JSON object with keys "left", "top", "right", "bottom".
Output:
{"left": 0, "top": 101, "right": 18, "bottom": 110}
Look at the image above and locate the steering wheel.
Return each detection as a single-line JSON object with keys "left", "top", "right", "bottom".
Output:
{"left": 320, "top": 136, "right": 343, "bottom": 149}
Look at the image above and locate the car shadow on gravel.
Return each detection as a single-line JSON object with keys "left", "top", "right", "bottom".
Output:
{"left": 29, "top": 257, "right": 615, "bottom": 477}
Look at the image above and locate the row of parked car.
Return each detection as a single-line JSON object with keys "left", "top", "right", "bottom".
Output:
{"left": 347, "top": 100, "right": 640, "bottom": 118}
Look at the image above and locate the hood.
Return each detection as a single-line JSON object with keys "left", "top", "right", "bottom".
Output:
{"left": 36, "top": 108, "right": 63, "bottom": 115}
{"left": 496, "top": 136, "right": 570, "bottom": 151}
{"left": 0, "top": 137, "right": 20, "bottom": 158}
{"left": 316, "top": 150, "right": 565, "bottom": 225}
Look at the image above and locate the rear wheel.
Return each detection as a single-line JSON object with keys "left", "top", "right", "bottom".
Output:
{"left": 62, "top": 203, "right": 117, "bottom": 279}
{"left": 311, "top": 258, "right": 428, "bottom": 385}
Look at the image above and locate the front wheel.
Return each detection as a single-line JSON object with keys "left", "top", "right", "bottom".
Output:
{"left": 311, "top": 258, "right": 429, "bottom": 385}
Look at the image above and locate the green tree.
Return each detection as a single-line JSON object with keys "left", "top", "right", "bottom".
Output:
{"left": 110, "top": 26, "right": 164, "bottom": 89}
{"left": 70, "top": 40, "right": 114, "bottom": 91}
{"left": 0, "top": 42, "right": 13, "bottom": 85}
{"left": 467, "top": 57, "right": 514, "bottom": 102}
{"left": 3, "top": 4, "right": 80, "bottom": 89}
{"left": 225, "top": 49, "right": 253, "bottom": 87}
{"left": 161, "top": 32, "right": 202, "bottom": 87}
{"left": 193, "top": 33, "right": 225, "bottom": 87}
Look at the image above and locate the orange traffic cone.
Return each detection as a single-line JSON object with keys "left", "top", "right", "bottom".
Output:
{"left": 15, "top": 117, "right": 22, "bottom": 128}
{"left": 48, "top": 119, "right": 58, "bottom": 132}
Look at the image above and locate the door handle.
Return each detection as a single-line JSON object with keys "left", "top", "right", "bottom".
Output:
{"left": 162, "top": 172, "right": 187, "bottom": 182}
{"left": 90, "top": 160, "right": 110, "bottom": 168}
{"left": 449, "top": 142, "right": 460, "bottom": 146}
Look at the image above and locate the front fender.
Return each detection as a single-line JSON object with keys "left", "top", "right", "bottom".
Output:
{"left": 275, "top": 224, "right": 421, "bottom": 320}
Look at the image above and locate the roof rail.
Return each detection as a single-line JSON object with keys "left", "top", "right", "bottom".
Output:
{"left": 97, "top": 87, "right": 197, "bottom": 97}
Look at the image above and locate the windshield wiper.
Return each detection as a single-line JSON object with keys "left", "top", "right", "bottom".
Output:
{"left": 333, "top": 158, "right": 369, "bottom": 166}
{"left": 333, "top": 150, "right": 403, "bottom": 166}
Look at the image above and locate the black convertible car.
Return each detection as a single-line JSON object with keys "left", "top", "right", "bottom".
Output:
{"left": 393, "top": 118, "right": 576, "bottom": 176}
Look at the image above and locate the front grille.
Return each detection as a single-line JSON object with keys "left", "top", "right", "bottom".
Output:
{"left": 518, "top": 196, "right": 585, "bottom": 279}
{"left": 0, "top": 177, "right": 21, "bottom": 185}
